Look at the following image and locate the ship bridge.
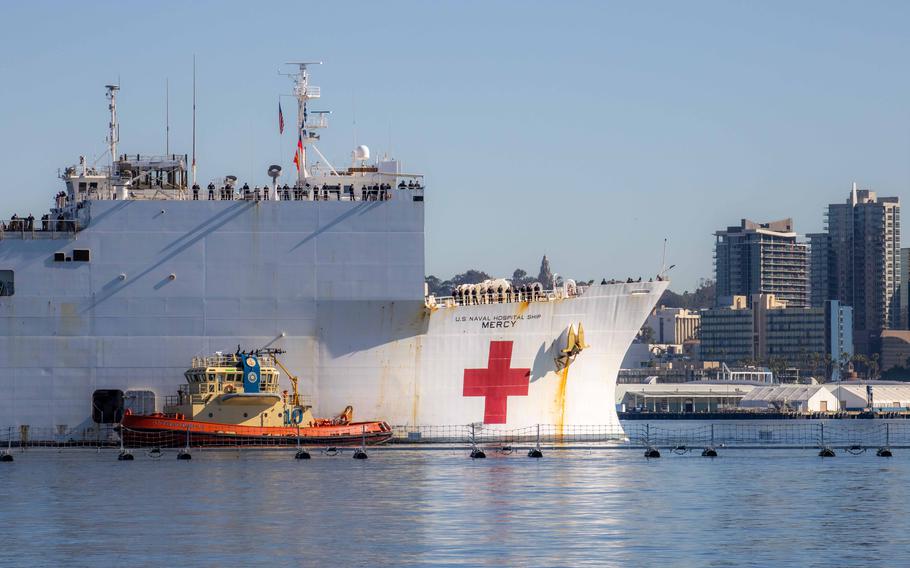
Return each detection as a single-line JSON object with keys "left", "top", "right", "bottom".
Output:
{"left": 2, "top": 63, "right": 424, "bottom": 239}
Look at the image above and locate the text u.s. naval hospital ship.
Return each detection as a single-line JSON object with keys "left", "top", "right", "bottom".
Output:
{"left": 0, "top": 62, "right": 667, "bottom": 436}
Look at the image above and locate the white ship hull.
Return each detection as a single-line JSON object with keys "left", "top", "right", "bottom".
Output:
{"left": 0, "top": 200, "right": 665, "bottom": 433}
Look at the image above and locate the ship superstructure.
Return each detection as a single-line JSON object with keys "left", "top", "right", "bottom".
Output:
{"left": 0, "top": 63, "right": 667, "bottom": 436}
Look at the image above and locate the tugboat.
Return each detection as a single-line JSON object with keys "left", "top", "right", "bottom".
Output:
{"left": 120, "top": 348, "right": 393, "bottom": 447}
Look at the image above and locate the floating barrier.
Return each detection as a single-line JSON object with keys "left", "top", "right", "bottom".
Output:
{"left": 644, "top": 447, "right": 660, "bottom": 458}
{"left": 702, "top": 447, "right": 718, "bottom": 457}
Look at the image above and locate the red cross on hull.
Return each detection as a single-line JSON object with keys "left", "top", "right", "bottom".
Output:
{"left": 463, "top": 341, "right": 531, "bottom": 424}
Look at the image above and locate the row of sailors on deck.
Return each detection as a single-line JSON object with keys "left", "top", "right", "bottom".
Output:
{"left": 599, "top": 276, "right": 663, "bottom": 284}
{"left": 3, "top": 213, "right": 72, "bottom": 232}
{"left": 191, "top": 180, "right": 422, "bottom": 202}
{"left": 452, "top": 281, "right": 553, "bottom": 305}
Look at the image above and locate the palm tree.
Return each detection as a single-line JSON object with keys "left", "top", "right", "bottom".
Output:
{"left": 838, "top": 351, "right": 853, "bottom": 379}
{"left": 851, "top": 354, "right": 867, "bottom": 379}
{"left": 822, "top": 353, "right": 834, "bottom": 382}
{"left": 870, "top": 353, "right": 880, "bottom": 380}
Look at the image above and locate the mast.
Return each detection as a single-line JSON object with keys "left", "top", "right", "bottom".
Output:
{"left": 166, "top": 78, "right": 170, "bottom": 155}
{"left": 192, "top": 55, "right": 197, "bottom": 186}
{"left": 286, "top": 61, "right": 322, "bottom": 185}
{"left": 105, "top": 84, "right": 120, "bottom": 172}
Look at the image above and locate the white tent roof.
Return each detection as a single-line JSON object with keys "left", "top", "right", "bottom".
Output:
{"left": 827, "top": 384, "right": 910, "bottom": 407}
{"left": 739, "top": 385, "right": 830, "bottom": 408}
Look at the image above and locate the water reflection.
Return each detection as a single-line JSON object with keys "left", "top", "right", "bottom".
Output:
{"left": 1, "top": 448, "right": 909, "bottom": 566}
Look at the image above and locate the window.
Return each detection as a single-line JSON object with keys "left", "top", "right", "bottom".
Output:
{"left": 72, "top": 249, "right": 90, "bottom": 262}
{"left": 54, "top": 253, "right": 65, "bottom": 262}
{"left": 0, "top": 270, "right": 12, "bottom": 296}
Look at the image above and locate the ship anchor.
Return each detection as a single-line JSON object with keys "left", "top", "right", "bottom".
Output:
{"left": 554, "top": 323, "right": 590, "bottom": 371}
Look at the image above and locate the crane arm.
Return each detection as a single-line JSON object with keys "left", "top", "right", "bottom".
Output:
{"left": 272, "top": 355, "right": 301, "bottom": 407}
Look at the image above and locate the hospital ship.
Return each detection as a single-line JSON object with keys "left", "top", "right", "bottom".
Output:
{"left": 0, "top": 62, "right": 668, "bottom": 437}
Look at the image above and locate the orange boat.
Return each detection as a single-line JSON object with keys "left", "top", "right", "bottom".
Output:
{"left": 120, "top": 349, "right": 393, "bottom": 447}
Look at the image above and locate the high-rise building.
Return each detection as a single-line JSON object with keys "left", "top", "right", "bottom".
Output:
{"left": 699, "top": 294, "right": 853, "bottom": 379}
{"left": 809, "top": 184, "right": 901, "bottom": 355}
{"left": 900, "top": 247, "right": 910, "bottom": 330}
{"left": 714, "top": 218, "right": 808, "bottom": 308}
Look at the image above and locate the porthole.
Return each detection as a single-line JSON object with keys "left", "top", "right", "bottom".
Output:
{"left": 243, "top": 413, "right": 248, "bottom": 418}
{"left": 208, "top": 413, "right": 213, "bottom": 418}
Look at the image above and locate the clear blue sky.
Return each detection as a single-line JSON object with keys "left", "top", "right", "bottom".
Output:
{"left": 2, "top": 1, "right": 908, "bottom": 291}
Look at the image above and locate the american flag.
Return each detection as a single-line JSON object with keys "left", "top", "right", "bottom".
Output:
{"left": 278, "top": 102, "right": 285, "bottom": 134}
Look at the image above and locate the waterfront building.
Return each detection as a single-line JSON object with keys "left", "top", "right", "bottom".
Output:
{"left": 699, "top": 298, "right": 754, "bottom": 364}
{"left": 809, "top": 184, "right": 901, "bottom": 355}
{"left": 715, "top": 363, "right": 774, "bottom": 383}
{"left": 699, "top": 294, "right": 853, "bottom": 378}
{"left": 880, "top": 330, "right": 910, "bottom": 371}
{"left": 714, "top": 218, "right": 808, "bottom": 308}
{"left": 615, "top": 382, "right": 756, "bottom": 413}
{"left": 645, "top": 307, "right": 700, "bottom": 345}
{"left": 617, "top": 361, "right": 720, "bottom": 384}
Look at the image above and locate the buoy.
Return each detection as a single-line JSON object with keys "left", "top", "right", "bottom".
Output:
{"left": 644, "top": 447, "right": 661, "bottom": 458}
{"left": 470, "top": 448, "right": 486, "bottom": 459}
{"left": 177, "top": 450, "right": 192, "bottom": 460}
{"left": 117, "top": 451, "right": 134, "bottom": 461}
{"left": 818, "top": 447, "right": 836, "bottom": 457}
{"left": 323, "top": 447, "right": 339, "bottom": 456}
{"left": 0, "top": 453, "right": 13, "bottom": 462}
{"left": 877, "top": 447, "right": 893, "bottom": 457}
{"left": 294, "top": 449, "right": 311, "bottom": 460}
{"left": 702, "top": 447, "right": 718, "bottom": 457}
{"left": 352, "top": 449, "right": 368, "bottom": 460}
{"left": 147, "top": 447, "right": 162, "bottom": 459}
{"left": 528, "top": 448, "right": 543, "bottom": 458}
{"left": 845, "top": 444, "right": 865, "bottom": 455}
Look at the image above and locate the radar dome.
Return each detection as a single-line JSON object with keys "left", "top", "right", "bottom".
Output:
{"left": 353, "top": 145, "right": 370, "bottom": 161}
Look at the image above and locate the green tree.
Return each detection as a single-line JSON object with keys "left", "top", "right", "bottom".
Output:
{"left": 852, "top": 354, "right": 870, "bottom": 379}
{"left": 639, "top": 325, "right": 656, "bottom": 345}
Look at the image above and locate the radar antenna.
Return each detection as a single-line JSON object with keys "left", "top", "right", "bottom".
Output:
{"left": 105, "top": 84, "right": 120, "bottom": 172}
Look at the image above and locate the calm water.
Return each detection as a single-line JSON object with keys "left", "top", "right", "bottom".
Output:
{"left": 2, "top": 443, "right": 909, "bottom": 567}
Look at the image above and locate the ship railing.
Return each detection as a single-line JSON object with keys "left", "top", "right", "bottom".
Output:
{"left": 191, "top": 354, "right": 278, "bottom": 368}
{"left": 0, "top": 219, "right": 79, "bottom": 240}
{"left": 428, "top": 285, "right": 588, "bottom": 308}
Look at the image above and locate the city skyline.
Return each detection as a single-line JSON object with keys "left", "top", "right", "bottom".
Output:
{"left": 1, "top": 1, "right": 909, "bottom": 290}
